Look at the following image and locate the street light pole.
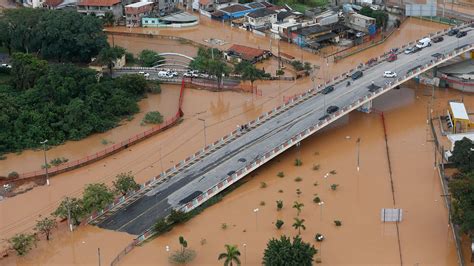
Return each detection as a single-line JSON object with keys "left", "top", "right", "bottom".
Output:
{"left": 253, "top": 208, "right": 259, "bottom": 230}
{"left": 40, "top": 139, "right": 50, "bottom": 186}
{"left": 243, "top": 243, "right": 247, "bottom": 264}
{"left": 198, "top": 118, "right": 207, "bottom": 147}
{"left": 356, "top": 137, "right": 361, "bottom": 172}
{"left": 318, "top": 202, "right": 325, "bottom": 221}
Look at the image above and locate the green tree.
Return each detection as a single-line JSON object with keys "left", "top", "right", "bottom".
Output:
{"left": 360, "top": 6, "right": 389, "bottom": 29}
{"left": 292, "top": 218, "right": 306, "bottom": 235}
{"left": 113, "top": 172, "right": 140, "bottom": 195}
{"left": 276, "top": 200, "right": 283, "bottom": 211}
{"left": 97, "top": 46, "right": 125, "bottom": 75}
{"left": 190, "top": 47, "right": 231, "bottom": 90}
{"left": 450, "top": 137, "right": 474, "bottom": 173}
{"left": 154, "top": 218, "right": 171, "bottom": 234}
{"left": 292, "top": 201, "right": 304, "bottom": 216}
{"left": 241, "top": 63, "right": 266, "bottom": 89}
{"left": 143, "top": 111, "right": 163, "bottom": 124}
{"left": 208, "top": 59, "right": 231, "bottom": 90}
{"left": 448, "top": 172, "right": 474, "bottom": 233}
{"left": 262, "top": 235, "right": 317, "bottom": 266}
{"left": 9, "top": 233, "right": 37, "bottom": 256}
{"left": 10, "top": 53, "right": 48, "bottom": 91}
{"left": 34, "top": 216, "right": 57, "bottom": 240}
{"left": 218, "top": 244, "right": 241, "bottom": 266}
{"left": 291, "top": 60, "right": 304, "bottom": 71}
{"left": 138, "top": 49, "right": 164, "bottom": 67}
{"left": 168, "top": 209, "right": 189, "bottom": 224}
{"left": 275, "top": 219, "right": 284, "bottom": 229}
{"left": 103, "top": 12, "right": 115, "bottom": 26}
{"left": 82, "top": 183, "right": 114, "bottom": 213}
{"left": 53, "top": 197, "right": 85, "bottom": 226}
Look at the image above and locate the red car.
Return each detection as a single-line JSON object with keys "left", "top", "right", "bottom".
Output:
{"left": 387, "top": 53, "right": 397, "bottom": 62}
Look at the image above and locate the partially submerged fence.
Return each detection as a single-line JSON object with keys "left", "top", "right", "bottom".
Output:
{"left": 0, "top": 80, "right": 186, "bottom": 187}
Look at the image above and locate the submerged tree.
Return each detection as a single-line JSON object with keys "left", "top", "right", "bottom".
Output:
{"left": 218, "top": 244, "right": 241, "bottom": 266}
{"left": 262, "top": 235, "right": 317, "bottom": 266}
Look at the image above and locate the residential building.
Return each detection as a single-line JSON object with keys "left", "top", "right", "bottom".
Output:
{"left": 125, "top": 1, "right": 153, "bottom": 27}
{"left": 270, "top": 20, "right": 302, "bottom": 41}
{"left": 77, "top": 0, "right": 122, "bottom": 17}
{"left": 211, "top": 4, "right": 254, "bottom": 20}
{"left": 198, "top": 0, "right": 235, "bottom": 13}
{"left": 155, "top": 0, "right": 179, "bottom": 15}
{"left": 291, "top": 25, "right": 334, "bottom": 47}
{"left": 345, "top": 13, "right": 375, "bottom": 33}
{"left": 276, "top": 10, "right": 299, "bottom": 23}
{"left": 245, "top": 8, "right": 276, "bottom": 30}
{"left": 225, "top": 44, "right": 270, "bottom": 63}
{"left": 142, "top": 12, "right": 198, "bottom": 27}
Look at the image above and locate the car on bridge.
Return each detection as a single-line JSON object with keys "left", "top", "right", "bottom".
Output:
{"left": 383, "top": 71, "right": 397, "bottom": 78}
{"left": 447, "top": 28, "right": 459, "bottom": 36}
{"left": 456, "top": 31, "right": 467, "bottom": 38}
{"left": 387, "top": 53, "right": 397, "bottom": 62}
{"left": 319, "top": 114, "right": 329, "bottom": 120}
{"left": 326, "top": 105, "right": 339, "bottom": 114}
{"left": 351, "top": 71, "right": 363, "bottom": 80}
{"left": 321, "top": 85, "right": 334, "bottom": 94}
{"left": 404, "top": 47, "right": 415, "bottom": 54}
{"left": 416, "top": 38, "right": 431, "bottom": 49}
{"left": 432, "top": 36, "right": 444, "bottom": 43}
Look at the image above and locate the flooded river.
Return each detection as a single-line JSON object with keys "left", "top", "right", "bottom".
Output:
{"left": 2, "top": 17, "right": 467, "bottom": 265}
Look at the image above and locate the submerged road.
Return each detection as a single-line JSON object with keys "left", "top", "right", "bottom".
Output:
{"left": 98, "top": 28, "right": 474, "bottom": 235}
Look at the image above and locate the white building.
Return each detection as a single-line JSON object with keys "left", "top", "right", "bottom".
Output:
{"left": 245, "top": 8, "right": 277, "bottom": 29}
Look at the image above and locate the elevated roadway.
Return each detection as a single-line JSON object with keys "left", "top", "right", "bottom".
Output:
{"left": 91, "top": 25, "right": 473, "bottom": 235}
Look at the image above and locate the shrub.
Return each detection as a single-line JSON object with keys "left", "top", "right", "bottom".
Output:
{"left": 260, "top": 201, "right": 266, "bottom": 206}
{"left": 143, "top": 111, "right": 163, "bottom": 124}
{"left": 330, "top": 170, "right": 337, "bottom": 175}
{"left": 169, "top": 249, "right": 196, "bottom": 265}
{"left": 277, "top": 171, "right": 285, "bottom": 178}
{"left": 260, "top": 182, "right": 267, "bottom": 188}
{"left": 312, "top": 164, "right": 320, "bottom": 170}
{"left": 154, "top": 218, "right": 172, "bottom": 234}
{"left": 278, "top": 189, "right": 284, "bottom": 193}
{"left": 147, "top": 81, "right": 161, "bottom": 94}
{"left": 276, "top": 200, "right": 283, "bottom": 211}
{"left": 275, "top": 219, "right": 284, "bottom": 229}
{"left": 9, "top": 233, "right": 37, "bottom": 256}
{"left": 330, "top": 184, "right": 339, "bottom": 191}
{"left": 313, "top": 196, "right": 321, "bottom": 204}
{"left": 276, "top": 69, "right": 284, "bottom": 76}
{"left": 50, "top": 157, "right": 69, "bottom": 166}
{"left": 334, "top": 220, "right": 342, "bottom": 226}
{"left": 7, "top": 171, "right": 19, "bottom": 180}
{"left": 221, "top": 223, "right": 228, "bottom": 230}
{"left": 294, "top": 159, "right": 303, "bottom": 166}
{"left": 313, "top": 182, "right": 319, "bottom": 187}
{"left": 168, "top": 209, "right": 188, "bottom": 224}
{"left": 296, "top": 188, "right": 302, "bottom": 197}
{"left": 294, "top": 177, "right": 302, "bottom": 182}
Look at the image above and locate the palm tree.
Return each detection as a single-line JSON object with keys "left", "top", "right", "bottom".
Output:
{"left": 292, "top": 218, "right": 306, "bottom": 235}
{"left": 103, "top": 12, "right": 115, "bottom": 26}
{"left": 292, "top": 201, "right": 304, "bottom": 216}
{"left": 242, "top": 64, "right": 265, "bottom": 90}
{"left": 218, "top": 244, "right": 241, "bottom": 266}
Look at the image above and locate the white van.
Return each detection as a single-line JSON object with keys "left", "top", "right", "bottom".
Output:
{"left": 158, "top": 71, "right": 168, "bottom": 78}
{"left": 416, "top": 38, "right": 431, "bottom": 49}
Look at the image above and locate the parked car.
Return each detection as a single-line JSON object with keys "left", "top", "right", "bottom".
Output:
{"left": 383, "top": 71, "right": 397, "bottom": 78}
{"left": 319, "top": 114, "right": 329, "bottom": 120}
{"left": 404, "top": 47, "right": 415, "bottom": 54}
{"left": 326, "top": 105, "right": 339, "bottom": 114}
{"left": 143, "top": 73, "right": 150, "bottom": 78}
{"left": 413, "top": 46, "right": 422, "bottom": 53}
{"left": 432, "top": 36, "right": 444, "bottom": 43}
{"left": 351, "top": 70, "right": 363, "bottom": 80}
{"left": 0, "top": 63, "right": 11, "bottom": 68}
{"left": 138, "top": 71, "right": 145, "bottom": 75}
{"left": 447, "top": 28, "right": 459, "bottom": 36}
{"left": 321, "top": 85, "right": 334, "bottom": 95}
{"left": 415, "top": 38, "right": 431, "bottom": 48}
{"left": 387, "top": 53, "right": 397, "bottom": 62}
{"left": 456, "top": 31, "right": 467, "bottom": 38}
{"left": 158, "top": 71, "right": 169, "bottom": 78}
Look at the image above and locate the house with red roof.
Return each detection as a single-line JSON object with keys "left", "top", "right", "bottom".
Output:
{"left": 77, "top": 0, "right": 123, "bottom": 17}
{"left": 224, "top": 44, "right": 271, "bottom": 63}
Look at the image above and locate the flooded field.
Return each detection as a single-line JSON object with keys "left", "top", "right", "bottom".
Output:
{"left": 0, "top": 16, "right": 464, "bottom": 265}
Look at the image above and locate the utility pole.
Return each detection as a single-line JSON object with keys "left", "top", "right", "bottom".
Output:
{"left": 40, "top": 139, "right": 50, "bottom": 186}
{"left": 67, "top": 198, "right": 73, "bottom": 232}
{"left": 98, "top": 248, "right": 101, "bottom": 266}
{"left": 198, "top": 118, "right": 207, "bottom": 147}
{"left": 356, "top": 137, "right": 361, "bottom": 172}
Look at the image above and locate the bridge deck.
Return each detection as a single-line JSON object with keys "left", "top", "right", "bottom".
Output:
{"left": 98, "top": 28, "right": 473, "bottom": 235}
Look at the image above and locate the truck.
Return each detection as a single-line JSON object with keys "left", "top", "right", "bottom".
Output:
{"left": 416, "top": 38, "right": 431, "bottom": 49}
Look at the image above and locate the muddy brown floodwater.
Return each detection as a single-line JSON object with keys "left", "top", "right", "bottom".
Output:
{"left": 2, "top": 17, "right": 467, "bottom": 265}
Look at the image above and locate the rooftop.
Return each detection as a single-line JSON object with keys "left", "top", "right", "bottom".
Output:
{"left": 160, "top": 12, "right": 198, "bottom": 23}
{"left": 295, "top": 25, "right": 330, "bottom": 36}
{"left": 246, "top": 8, "right": 276, "bottom": 18}
{"left": 220, "top": 4, "right": 251, "bottom": 13}
{"left": 227, "top": 44, "right": 267, "bottom": 61}
{"left": 77, "top": 0, "right": 120, "bottom": 6}
{"left": 125, "top": 1, "right": 153, "bottom": 8}
{"left": 450, "top": 102, "right": 469, "bottom": 120}
{"left": 44, "top": 0, "right": 63, "bottom": 7}
{"left": 199, "top": 0, "right": 212, "bottom": 5}
{"left": 246, "top": 2, "right": 265, "bottom": 9}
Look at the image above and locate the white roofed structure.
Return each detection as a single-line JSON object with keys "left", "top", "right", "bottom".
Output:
{"left": 450, "top": 102, "right": 469, "bottom": 120}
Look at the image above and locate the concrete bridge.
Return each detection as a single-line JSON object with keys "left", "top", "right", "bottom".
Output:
{"left": 88, "top": 24, "right": 474, "bottom": 236}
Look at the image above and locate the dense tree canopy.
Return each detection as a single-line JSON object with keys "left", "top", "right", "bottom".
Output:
{"left": 360, "top": 7, "right": 389, "bottom": 30}
{"left": 0, "top": 8, "right": 107, "bottom": 62}
{"left": 138, "top": 49, "right": 164, "bottom": 67}
{"left": 190, "top": 47, "right": 231, "bottom": 89}
{"left": 0, "top": 53, "right": 147, "bottom": 155}
{"left": 450, "top": 137, "right": 474, "bottom": 173}
{"left": 262, "top": 235, "right": 317, "bottom": 266}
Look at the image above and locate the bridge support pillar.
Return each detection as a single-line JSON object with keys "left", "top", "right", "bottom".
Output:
{"left": 357, "top": 100, "right": 372, "bottom": 113}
